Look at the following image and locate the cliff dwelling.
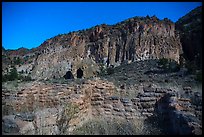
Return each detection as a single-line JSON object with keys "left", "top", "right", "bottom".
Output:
{"left": 77, "top": 68, "right": 83, "bottom": 78}
{"left": 63, "top": 71, "right": 74, "bottom": 79}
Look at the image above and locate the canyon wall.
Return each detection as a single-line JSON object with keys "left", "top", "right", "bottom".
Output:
{"left": 2, "top": 15, "right": 183, "bottom": 80}
{"left": 176, "top": 6, "right": 202, "bottom": 69}
{"left": 30, "top": 16, "right": 182, "bottom": 80}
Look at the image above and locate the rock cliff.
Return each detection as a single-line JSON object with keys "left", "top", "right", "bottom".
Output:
{"left": 175, "top": 6, "right": 202, "bottom": 69}
{"left": 33, "top": 16, "right": 182, "bottom": 80}
{"left": 2, "top": 15, "right": 182, "bottom": 80}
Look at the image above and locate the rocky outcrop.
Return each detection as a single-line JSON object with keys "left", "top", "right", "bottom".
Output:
{"left": 2, "top": 15, "right": 183, "bottom": 80}
{"left": 32, "top": 16, "right": 182, "bottom": 80}
{"left": 154, "top": 92, "right": 202, "bottom": 135}
{"left": 175, "top": 6, "right": 202, "bottom": 69}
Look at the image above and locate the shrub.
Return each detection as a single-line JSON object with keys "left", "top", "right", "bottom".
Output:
{"left": 2, "top": 67, "right": 33, "bottom": 82}
{"left": 2, "top": 74, "right": 9, "bottom": 82}
{"left": 157, "top": 58, "right": 180, "bottom": 72}
{"left": 168, "top": 60, "right": 180, "bottom": 72}
{"left": 106, "top": 66, "right": 114, "bottom": 75}
{"left": 56, "top": 102, "right": 79, "bottom": 135}
{"left": 185, "top": 60, "right": 197, "bottom": 74}
{"left": 195, "top": 70, "right": 202, "bottom": 82}
{"left": 2, "top": 67, "right": 18, "bottom": 82}
{"left": 9, "top": 67, "right": 18, "bottom": 80}
{"left": 98, "top": 63, "right": 107, "bottom": 76}
{"left": 22, "top": 75, "right": 33, "bottom": 81}
{"left": 98, "top": 65, "right": 115, "bottom": 76}
{"left": 158, "top": 58, "right": 169, "bottom": 70}
{"left": 2, "top": 103, "right": 14, "bottom": 116}
{"left": 13, "top": 57, "right": 21, "bottom": 65}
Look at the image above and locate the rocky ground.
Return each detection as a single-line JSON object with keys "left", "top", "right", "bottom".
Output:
{"left": 2, "top": 60, "right": 202, "bottom": 135}
{"left": 104, "top": 59, "right": 202, "bottom": 96}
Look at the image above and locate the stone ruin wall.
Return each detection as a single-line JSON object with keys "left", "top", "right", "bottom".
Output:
{"left": 2, "top": 79, "right": 202, "bottom": 135}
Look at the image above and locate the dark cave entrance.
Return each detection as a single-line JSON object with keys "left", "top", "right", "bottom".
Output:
{"left": 77, "top": 68, "right": 83, "bottom": 78}
{"left": 63, "top": 71, "right": 74, "bottom": 79}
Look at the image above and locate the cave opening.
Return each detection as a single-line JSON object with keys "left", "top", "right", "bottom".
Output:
{"left": 63, "top": 71, "right": 74, "bottom": 79}
{"left": 77, "top": 68, "right": 83, "bottom": 78}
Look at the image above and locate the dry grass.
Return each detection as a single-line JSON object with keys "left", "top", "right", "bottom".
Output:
{"left": 72, "top": 116, "right": 162, "bottom": 135}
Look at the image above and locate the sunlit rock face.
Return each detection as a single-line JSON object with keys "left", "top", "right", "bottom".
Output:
{"left": 30, "top": 16, "right": 182, "bottom": 80}
{"left": 2, "top": 15, "right": 183, "bottom": 80}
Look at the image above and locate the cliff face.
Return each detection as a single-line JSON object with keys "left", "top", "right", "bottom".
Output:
{"left": 175, "top": 6, "right": 202, "bottom": 69}
{"left": 32, "top": 16, "right": 182, "bottom": 80}
{"left": 2, "top": 15, "right": 183, "bottom": 80}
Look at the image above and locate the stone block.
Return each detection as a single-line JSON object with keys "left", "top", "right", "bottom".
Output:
{"left": 91, "top": 101, "right": 103, "bottom": 106}
{"left": 124, "top": 112, "right": 131, "bottom": 117}
{"left": 104, "top": 111, "right": 112, "bottom": 115}
{"left": 113, "top": 107, "right": 123, "bottom": 112}
{"left": 113, "top": 107, "right": 120, "bottom": 112}
{"left": 104, "top": 108, "right": 112, "bottom": 112}
{"left": 95, "top": 85, "right": 104, "bottom": 89}
{"left": 154, "top": 93, "right": 163, "bottom": 97}
{"left": 178, "top": 98, "right": 191, "bottom": 102}
{"left": 124, "top": 107, "right": 134, "bottom": 112}
{"left": 92, "top": 93, "right": 101, "bottom": 98}
{"left": 141, "top": 92, "right": 156, "bottom": 97}
{"left": 183, "top": 86, "right": 192, "bottom": 91}
{"left": 141, "top": 112, "right": 153, "bottom": 117}
{"left": 123, "top": 103, "right": 132, "bottom": 107}
{"left": 15, "top": 112, "right": 35, "bottom": 122}
{"left": 143, "top": 87, "right": 156, "bottom": 93}
{"left": 103, "top": 104, "right": 113, "bottom": 109}
{"left": 155, "top": 88, "right": 167, "bottom": 93}
{"left": 112, "top": 112, "right": 123, "bottom": 117}
{"left": 140, "top": 97, "right": 156, "bottom": 102}
{"left": 140, "top": 102, "right": 155, "bottom": 108}
{"left": 126, "top": 116, "right": 134, "bottom": 120}
{"left": 108, "top": 96, "right": 119, "bottom": 100}
{"left": 120, "top": 98, "right": 131, "bottom": 103}
{"left": 91, "top": 97, "right": 104, "bottom": 101}
{"left": 146, "top": 108, "right": 154, "bottom": 113}
{"left": 131, "top": 98, "right": 140, "bottom": 102}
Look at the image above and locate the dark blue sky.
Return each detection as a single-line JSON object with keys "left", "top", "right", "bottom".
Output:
{"left": 2, "top": 2, "right": 202, "bottom": 50}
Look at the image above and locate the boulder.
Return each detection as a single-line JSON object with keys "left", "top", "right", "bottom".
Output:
{"left": 120, "top": 98, "right": 131, "bottom": 104}
{"left": 15, "top": 112, "right": 35, "bottom": 122}
{"left": 108, "top": 96, "right": 119, "bottom": 100}
{"left": 2, "top": 116, "right": 20, "bottom": 134}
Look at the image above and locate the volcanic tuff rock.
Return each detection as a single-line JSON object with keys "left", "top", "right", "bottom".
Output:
{"left": 2, "top": 15, "right": 183, "bottom": 80}
{"left": 175, "top": 6, "right": 202, "bottom": 69}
